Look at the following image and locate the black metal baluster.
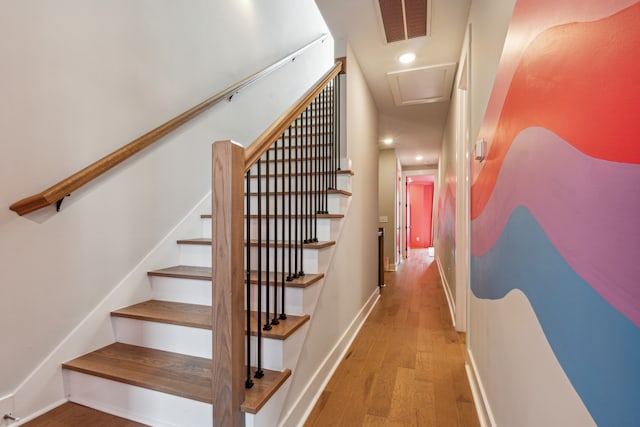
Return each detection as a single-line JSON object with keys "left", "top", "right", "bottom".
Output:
{"left": 320, "top": 87, "right": 329, "bottom": 215}
{"left": 292, "top": 120, "right": 300, "bottom": 279}
{"left": 314, "top": 94, "right": 320, "bottom": 240}
{"left": 274, "top": 134, "right": 284, "bottom": 326}
{"left": 303, "top": 107, "right": 311, "bottom": 245}
{"left": 245, "top": 171, "right": 254, "bottom": 389}
{"left": 331, "top": 78, "right": 338, "bottom": 189}
{"left": 264, "top": 150, "right": 272, "bottom": 332}
{"left": 281, "top": 130, "right": 289, "bottom": 320}
{"left": 255, "top": 160, "right": 264, "bottom": 379}
{"left": 296, "top": 116, "right": 304, "bottom": 277}
{"left": 336, "top": 76, "right": 341, "bottom": 173}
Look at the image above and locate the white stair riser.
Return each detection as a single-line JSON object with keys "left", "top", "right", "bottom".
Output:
{"left": 246, "top": 246, "right": 330, "bottom": 275}
{"left": 249, "top": 158, "right": 339, "bottom": 176}
{"left": 203, "top": 215, "right": 343, "bottom": 243}
{"left": 112, "top": 317, "right": 211, "bottom": 358}
{"left": 245, "top": 379, "right": 292, "bottom": 427}
{"left": 247, "top": 217, "right": 338, "bottom": 242}
{"left": 151, "top": 276, "right": 211, "bottom": 305}
{"left": 246, "top": 193, "right": 347, "bottom": 215}
{"left": 248, "top": 284, "right": 305, "bottom": 316}
{"left": 247, "top": 323, "right": 308, "bottom": 372}
{"left": 112, "top": 317, "right": 288, "bottom": 372}
{"left": 178, "top": 244, "right": 327, "bottom": 273}
{"left": 64, "top": 371, "right": 212, "bottom": 427}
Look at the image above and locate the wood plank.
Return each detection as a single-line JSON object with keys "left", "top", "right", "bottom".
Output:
{"left": 147, "top": 265, "right": 211, "bottom": 280}
{"left": 147, "top": 266, "right": 323, "bottom": 288}
{"left": 245, "top": 189, "right": 353, "bottom": 197}
{"left": 21, "top": 402, "right": 148, "bottom": 427}
{"left": 211, "top": 139, "right": 247, "bottom": 427}
{"left": 112, "top": 300, "right": 210, "bottom": 329}
{"left": 248, "top": 312, "right": 310, "bottom": 340}
{"left": 63, "top": 343, "right": 212, "bottom": 403}
{"left": 241, "top": 368, "right": 291, "bottom": 414}
{"left": 62, "top": 343, "right": 289, "bottom": 415}
{"left": 111, "top": 299, "right": 309, "bottom": 340}
{"left": 304, "top": 250, "right": 480, "bottom": 426}
{"left": 248, "top": 169, "right": 354, "bottom": 178}
{"left": 177, "top": 237, "right": 336, "bottom": 250}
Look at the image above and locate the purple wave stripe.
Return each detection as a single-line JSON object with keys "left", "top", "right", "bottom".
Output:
{"left": 471, "top": 126, "right": 640, "bottom": 327}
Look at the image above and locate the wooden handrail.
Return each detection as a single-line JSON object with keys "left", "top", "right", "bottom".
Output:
{"left": 244, "top": 61, "right": 342, "bottom": 172}
{"left": 9, "top": 34, "right": 329, "bottom": 216}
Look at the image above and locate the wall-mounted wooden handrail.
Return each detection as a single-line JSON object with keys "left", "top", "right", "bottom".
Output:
{"left": 9, "top": 34, "right": 329, "bottom": 216}
{"left": 244, "top": 61, "right": 342, "bottom": 172}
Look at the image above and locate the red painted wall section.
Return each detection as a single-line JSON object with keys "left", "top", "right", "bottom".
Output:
{"left": 409, "top": 183, "right": 434, "bottom": 248}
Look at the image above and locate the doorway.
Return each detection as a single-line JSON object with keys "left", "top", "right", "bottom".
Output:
{"left": 405, "top": 175, "right": 435, "bottom": 258}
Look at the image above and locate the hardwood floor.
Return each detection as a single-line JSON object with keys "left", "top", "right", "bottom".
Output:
{"left": 304, "top": 249, "right": 479, "bottom": 426}
{"left": 21, "top": 402, "right": 148, "bottom": 426}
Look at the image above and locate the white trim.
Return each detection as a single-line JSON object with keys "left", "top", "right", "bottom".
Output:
{"left": 436, "top": 255, "right": 456, "bottom": 328}
{"left": 279, "top": 288, "right": 380, "bottom": 427}
{"left": 466, "top": 349, "right": 497, "bottom": 427}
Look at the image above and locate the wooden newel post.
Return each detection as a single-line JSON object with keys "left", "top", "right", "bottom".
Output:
{"left": 212, "top": 140, "right": 245, "bottom": 427}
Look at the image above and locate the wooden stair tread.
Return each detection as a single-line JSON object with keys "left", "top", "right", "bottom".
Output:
{"left": 112, "top": 300, "right": 211, "bottom": 329}
{"left": 242, "top": 368, "right": 291, "bottom": 414}
{"left": 246, "top": 240, "right": 335, "bottom": 249}
{"left": 246, "top": 213, "right": 344, "bottom": 219}
{"left": 148, "top": 265, "right": 323, "bottom": 288}
{"left": 112, "top": 300, "right": 310, "bottom": 340}
{"left": 148, "top": 265, "right": 211, "bottom": 280}
{"left": 248, "top": 312, "right": 310, "bottom": 340}
{"left": 63, "top": 343, "right": 290, "bottom": 411}
{"left": 177, "top": 237, "right": 336, "bottom": 249}
{"left": 21, "top": 402, "right": 149, "bottom": 426}
{"left": 199, "top": 213, "right": 344, "bottom": 219}
{"left": 62, "top": 343, "right": 212, "bottom": 403}
{"left": 245, "top": 189, "right": 352, "bottom": 197}
{"left": 249, "top": 169, "right": 354, "bottom": 178}
{"left": 247, "top": 270, "right": 324, "bottom": 288}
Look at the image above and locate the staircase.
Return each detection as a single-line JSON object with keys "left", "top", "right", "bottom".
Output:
{"left": 53, "top": 88, "right": 353, "bottom": 426}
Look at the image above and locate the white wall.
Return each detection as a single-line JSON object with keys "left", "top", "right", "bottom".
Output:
{"left": 280, "top": 42, "right": 380, "bottom": 424}
{"left": 0, "top": 0, "right": 333, "bottom": 418}
{"left": 378, "top": 149, "right": 399, "bottom": 269}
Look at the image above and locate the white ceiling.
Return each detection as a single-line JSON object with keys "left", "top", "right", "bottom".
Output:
{"left": 315, "top": 0, "right": 471, "bottom": 166}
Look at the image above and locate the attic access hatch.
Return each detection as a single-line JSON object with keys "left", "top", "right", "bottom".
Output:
{"left": 376, "top": 0, "right": 432, "bottom": 43}
{"left": 387, "top": 63, "right": 457, "bottom": 106}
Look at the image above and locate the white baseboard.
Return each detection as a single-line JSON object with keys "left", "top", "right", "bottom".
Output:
{"left": 279, "top": 287, "right": 380, "bottom": 427}
{"left": 11, "top": 192, "right": 212, "bottom": 422}
{"left": 466, "top": 349, "right": 496, "bottom": 427}
{"left": 435, "top": 255, "right": 456, "bottom": 328}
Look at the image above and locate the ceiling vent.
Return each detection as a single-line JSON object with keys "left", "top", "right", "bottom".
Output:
{"left": 387, "top": 63, "right": 457, "bottom": 106}
{"left": 377, "top": 0, "right": 431, "bottom": 43}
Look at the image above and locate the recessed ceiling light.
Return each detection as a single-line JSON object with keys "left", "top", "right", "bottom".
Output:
{"left": 416, "top": 155, "right": 424, "bottom": 161}
{"left": 399, "top": 52, "right": 416, "bottom": 64}
{"left": 383, "top": 138, "right": 394, "bottom": 145}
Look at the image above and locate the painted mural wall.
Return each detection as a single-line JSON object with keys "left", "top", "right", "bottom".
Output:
{"left": 469, "top": 1, "right": 640, "bottom": 425}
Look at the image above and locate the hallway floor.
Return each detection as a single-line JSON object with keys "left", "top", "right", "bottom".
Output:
{"left": 304, "top": 250, "right": 480, "bottom": 426}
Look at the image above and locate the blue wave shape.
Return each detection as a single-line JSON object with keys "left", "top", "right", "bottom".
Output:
{"left": 471, "top": 206, "right": 640, "bottom": 426}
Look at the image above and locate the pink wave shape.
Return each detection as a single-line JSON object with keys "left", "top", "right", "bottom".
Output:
{"left": 474, "top": 0, "right": 638, "bottom": 184}
{"left": 471, "top": 126, "right": 640, "bottom": 327}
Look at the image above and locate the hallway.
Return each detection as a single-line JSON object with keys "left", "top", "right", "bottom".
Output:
{"left": 305, "top": 250, "right": 480, "bottom": 426}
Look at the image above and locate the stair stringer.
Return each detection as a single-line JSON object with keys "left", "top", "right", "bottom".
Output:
{"left": 276, "top": 174, "right": 381, "bottom": 426}
{"left": 10, "top": 192, "right": 212, "bottom": 424}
